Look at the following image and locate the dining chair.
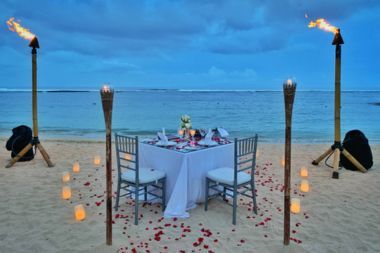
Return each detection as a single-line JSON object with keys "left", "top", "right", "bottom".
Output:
{"left": 114, "top": 133, "right": 166, "bottom": 225}
{"left": 204, "top": 134, "right": 258, "bottom": 225}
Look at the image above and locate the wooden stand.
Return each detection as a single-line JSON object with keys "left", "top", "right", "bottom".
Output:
{"left": 311, "top": 30, "right": 367, "bottom": 178}
{"left": 6, "top": 37, "right": 54, "bottom": 168}
{"left": 100, "top": 86, "right": 114, "bottom": 246}
{"left": 283, "top": 81, "right": 296, "bottom": 245}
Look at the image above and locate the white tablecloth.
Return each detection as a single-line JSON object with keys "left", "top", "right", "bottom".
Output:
{"left": 139, "top": 143, "right": 234, "bottom": 218}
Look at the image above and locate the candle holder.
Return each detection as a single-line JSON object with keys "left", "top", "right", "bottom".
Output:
{"left": 283, "top": 79, "right": 296, "bottom": 246}
{"left": 300, "top": 166, "right": 308, "bottom": 177}
{"left": 62, "top": 171, "right": 71, "bottom": 183}
{"left": 72, "top": 161, "right": 80, "bottom": 173}
{"left": 94, "top": 155, "right": 101, "bottom": 166}
{"left": 290, "top": 198, "right": 301, "bottom": 214}
{"left": 189, "top": 129, "right": 196, "bottom": 140}
{"left": 100, "top": 85, "right": 114, "bottom": 246}
{"left": 300, "top": 179, "right": 310, "bottom": 193}
{"left": 311, "top": 29, "right": 367, "bottom": 177}
{"left": 74, "top": 204, "right": 86, "bottom": 221}
{"left": 62, "top": 185, "right": 72, "bottom": 200}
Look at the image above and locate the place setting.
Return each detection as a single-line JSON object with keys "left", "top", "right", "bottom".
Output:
{"left": 142, "top": 117, "right": 232, "bottom": 153}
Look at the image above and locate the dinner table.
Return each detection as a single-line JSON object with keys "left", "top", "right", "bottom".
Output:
{"left": 139, "top": 135, "right": 234, "bottom": 218}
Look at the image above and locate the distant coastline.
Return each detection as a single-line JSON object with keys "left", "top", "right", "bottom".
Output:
{"left": 1, "top": 88, "right": 380, "bottom": 93}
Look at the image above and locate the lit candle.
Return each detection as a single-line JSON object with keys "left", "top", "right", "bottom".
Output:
{"left": 124, "top": 153, "right": 132, "bottom": 161}
{"left": 300, "top": 166, "right": 308, "bottom": 177}
{"left": 94, "top": 155, "right": 101, "bottom": 166}
{"left": 62, "top": 186, "right": 72, "bottom": 200}
{"left": 102, "top": 84, "right": 111, "bottom": 93}
{"left": 178, "top": 129, "right": 184, "bottom": 136}
{"left": 190, "top": 129, "right": 196, "bottom": 137}
{"left": 74, "top": 204, "right": 86, "bottom": 221}
{"left": 280, "top": 157, "right": 285, "bottom": 168}
{"left": 290, "top": 198, "right": 301, "bottom": 214}
{"left": 300, "top": 179, "right": 310, "bottom": 193}
{"left": 72, "top": 161, "right": 80, "bottom": 173}
{"left": 285, "top": 79, "right": 294, "bottom": 87}
{"left": 62, "top": 171, "right": 70, "bottom": 183}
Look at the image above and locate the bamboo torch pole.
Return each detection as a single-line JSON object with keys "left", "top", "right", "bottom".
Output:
{"left": 100, "top": 85, "right": 114, "bottom": 246}
{"left": 331, "top": 29, "right": 344, "bottom": 179}
{"left": 29, "top": 37, "right": 54, "bottom": 167}
{"left": 31, "top": 39, "right": 38, "bottom": 139}
{"left": 283, "top": 80, "right": 296, "bottom": 245}
{"left": 332, "top": 29, "right": 367, "bottom": 174}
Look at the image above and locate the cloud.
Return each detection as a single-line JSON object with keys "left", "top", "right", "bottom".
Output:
{"left": 202, "top": 66, "right": 257, "bottom": 85}
{"left": 2, "top": 0, "right": 380, "bottom": 56}
{"left": 1, "top": 0, "right": 380, "bottom": 89}
{"left": 208, "top": 66, "right": 225, "bottom": 76}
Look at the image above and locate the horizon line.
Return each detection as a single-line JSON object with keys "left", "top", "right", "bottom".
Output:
{"left": 1, "top": 88, "right": 380, "bottom": 92}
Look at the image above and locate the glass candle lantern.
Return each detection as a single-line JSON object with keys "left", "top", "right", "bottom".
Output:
{"left": 62, "top": 171, "right": 70, "bottom": 183}
{"left": 62, "top": 186, "right": 72, "bottom": 200}
{"left": 74, "top": 204, "right": 86, "bottom": 221}
{"left": 290, "top": 198, "right": 301, "bottom": 214}
{"left": 300, "top": 179, "right": 310, "bottom": 193}
{"left": 72, "top": 161, "right": 80, "bottom": 173}
{"left": 300, "top": 167, "right": 308, "bottom": 177}
{"left": 124, "top": 153, "right": 132, "bottom": 161}
{"left": 94, "top": 155, "right": 101, "bottom": 166}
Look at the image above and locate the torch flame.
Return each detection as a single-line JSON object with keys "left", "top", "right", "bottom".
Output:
{"left": 308, "top": 18, "right": 338, "bottom": 34}
{"left": 6, "top": 17, "right": 36, "bottom": 41}
{"left": 102, "top": 85, "right": 111, "bottom": 93}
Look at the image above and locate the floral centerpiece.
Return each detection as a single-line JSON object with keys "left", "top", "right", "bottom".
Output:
{"left": 180, "top": 114, "right": 192, "bottom": 130}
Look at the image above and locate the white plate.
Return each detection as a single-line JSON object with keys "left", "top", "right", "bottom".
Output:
{"left": 198, "top": 140, "right": 218, "bottom": 146}
{"left": 156, "top": 141, "right": 177, "bottom": 147}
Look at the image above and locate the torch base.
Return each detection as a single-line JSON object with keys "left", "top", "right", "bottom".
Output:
{"left": 311, "top": 142, "right": 367, "bottom": 178}
{"left": 5, "top": 137, "right": 54, "bottom": 168}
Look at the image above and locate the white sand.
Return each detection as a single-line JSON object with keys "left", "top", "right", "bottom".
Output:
{"left": 0, "top": 139, "right": 379, "bottom": 253}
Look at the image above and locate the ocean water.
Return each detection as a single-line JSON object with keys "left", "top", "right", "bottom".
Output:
{"left": 0, "top": 90, "right": 379, "bottom": 143}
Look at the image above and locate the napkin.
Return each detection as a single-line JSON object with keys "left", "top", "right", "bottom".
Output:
{"left": 217, "top": 127, "right": 229, "bottom": 138}
{"left": 204, "top": 129, "right": 213, "bottom": 144}
{"left": 157, "top": 131, "right": 168, "bottom": 144}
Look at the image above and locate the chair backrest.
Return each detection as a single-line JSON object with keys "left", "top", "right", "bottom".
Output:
{"left": 114, "top": 133, "right": 139, "bottom": 184}
{"left": 234, "top": 134, "right": 258, "bottom": 185}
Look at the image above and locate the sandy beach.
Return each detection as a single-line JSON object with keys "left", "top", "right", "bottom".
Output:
{"left": 2, "top": 1, "right": 380, "bottom": 252}
{"left": 0, "top": 139, "right": 379, "bottom": 253}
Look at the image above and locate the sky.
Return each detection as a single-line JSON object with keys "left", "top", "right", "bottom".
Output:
{"left": 1, "top": 0, "right": 379, "bottom": 90}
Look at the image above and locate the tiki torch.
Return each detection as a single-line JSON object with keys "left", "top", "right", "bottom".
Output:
{"left": 309, "top": 19, "right": 367, "bottom": 178}
{"left": 283, "top": 79, "right": 296, "bottom": 245}
{"left": 5, "top": 17, "right": 53, "bottom": 168}
{"left": 100, "top": 84, "right": 114, "bottom": 245}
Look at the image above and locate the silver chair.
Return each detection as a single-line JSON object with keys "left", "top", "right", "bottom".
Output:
{"left": 205, "top": 135, "right": 258, "bottom": 225}
{"left": 114, "top": 133, "right": 166, "bottom": 225}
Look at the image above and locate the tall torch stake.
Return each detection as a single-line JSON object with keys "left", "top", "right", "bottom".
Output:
{"left": 283, "top": 80, "right": 296, "bottom": 245}
{"left": 100, "top": 85, "right": 114, "bottom": 245}
{"left": 6, "top": 17, "right": 54, "bottom": 168}
{"left": 309, "top": 20, "right": 367, "bottom": 177}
